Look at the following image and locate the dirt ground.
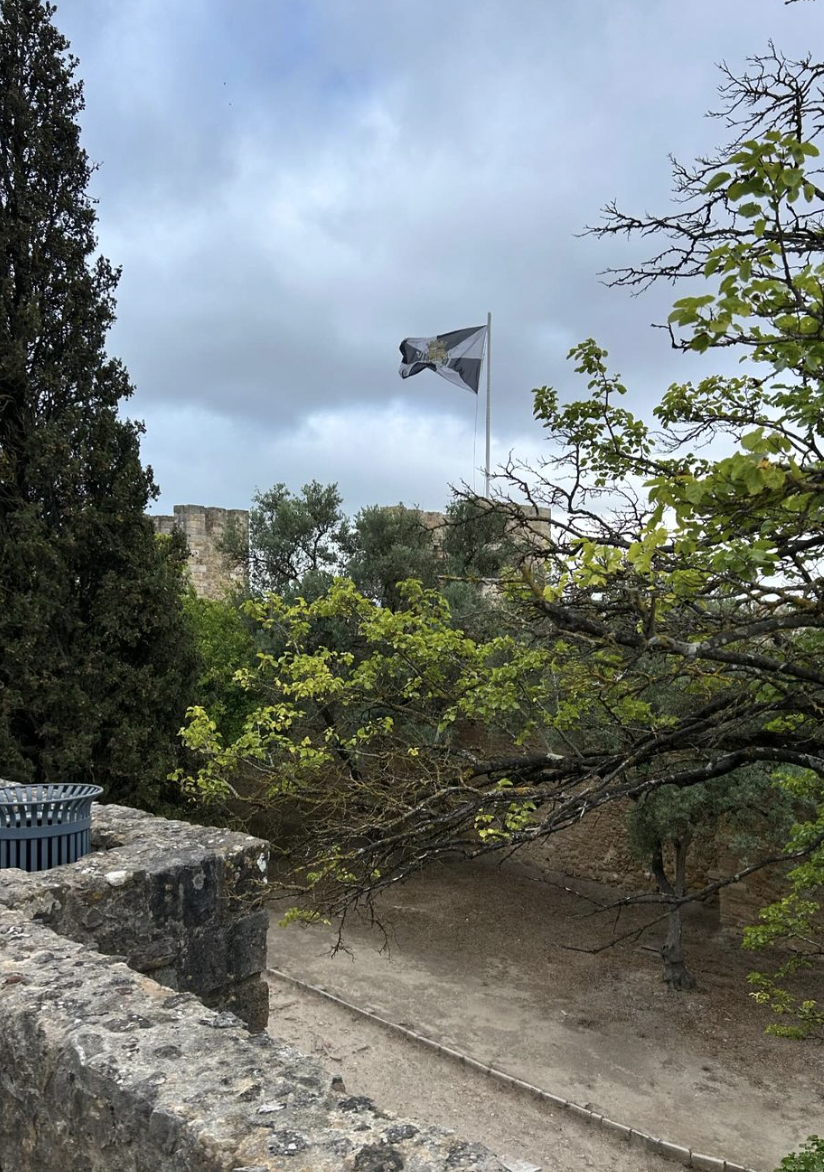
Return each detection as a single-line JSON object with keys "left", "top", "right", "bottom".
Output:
{"left": 267, "top": 975, "right": 677, "bottom": 1172}
{"left": 265, "top": 854, "right": 822, "bottom": 1172}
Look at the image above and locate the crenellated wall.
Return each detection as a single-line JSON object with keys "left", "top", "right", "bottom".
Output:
{"left": 151, "top": 504, "right": 249, "bottom": 600}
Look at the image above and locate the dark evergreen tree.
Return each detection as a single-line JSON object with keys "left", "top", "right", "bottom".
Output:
{"left": 0, "top": 0, "right": 198, "bottom": 807}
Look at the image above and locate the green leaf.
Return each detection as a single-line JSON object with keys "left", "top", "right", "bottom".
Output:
{"left": 740, "top": 429, "right": 765, "bottom": 452}
{"left": 744, "top": 464, "right": 765, "bottom": 494}
{"left": 682, "top": 480, "right": 705, "bottom": 504}
{"left": 737, "top": 202, "right": 762, "bottom": 218}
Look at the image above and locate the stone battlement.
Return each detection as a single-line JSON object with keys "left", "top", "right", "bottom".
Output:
{"left": 149, "top": 501, "right": 553, "bottom": 601}
{"left": 151, "top": 504, "right": 249, "bottom": 600}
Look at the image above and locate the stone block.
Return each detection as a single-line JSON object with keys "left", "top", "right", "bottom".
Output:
{"left": 599, "top": 1117, "right": 631, "bottom": 1141}
{"left": 565, "top": 1102, "right": 593, "bottom": 1123}
{"left": 1, "top": 803, "right": 270, "bottom": 1030}
{"left": 202, "top": 974, "right": 271, "bottom": 1034}
{"left": 657, "top": 1138, "right": 692, "bottom": 1164}
{"left": 691, "top": 1154, "right": 726, "bottom": 1172}
{"left": 628, "top": 1128, "right": 653, "bottom": 1149}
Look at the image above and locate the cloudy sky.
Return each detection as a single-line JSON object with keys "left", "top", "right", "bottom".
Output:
{"left": 56, "top": 0, "right": 820, "bottom": 516}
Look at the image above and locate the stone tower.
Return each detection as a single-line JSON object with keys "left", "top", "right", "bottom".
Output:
{"left": 151, "top": 505, "right": 249, "bottom": 600}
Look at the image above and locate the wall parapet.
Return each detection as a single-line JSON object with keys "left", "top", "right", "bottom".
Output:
{"left": 0, "top": 803, "right": 271, "bottom": 1030}
{"left": 0, "top": 911, "right": 503, "bottom": 1172}
{"left": 0, "top": 804, "right": 505, "bottom": 1172}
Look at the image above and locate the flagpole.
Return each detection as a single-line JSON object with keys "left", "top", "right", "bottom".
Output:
{"left": 484, "top": 311, "right": 492, "bottom": 498}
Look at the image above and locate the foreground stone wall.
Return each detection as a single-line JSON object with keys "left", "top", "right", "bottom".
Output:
{"left": 0, "top": 804, "right": 270, "bottom": 1030}
{"left": 0, "top": 804, "right": 504, "bottom": 1172}
{"left": 0, "top": 911, "right": 503, "bottom": 1172}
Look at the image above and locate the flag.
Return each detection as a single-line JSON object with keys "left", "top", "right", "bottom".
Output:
{"left": 398, "top": 324, "right": 487, "bottom": 395}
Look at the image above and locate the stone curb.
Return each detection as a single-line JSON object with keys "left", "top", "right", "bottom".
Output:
{"left": 267, "top": 967, "right": 761, "bottom": 1172}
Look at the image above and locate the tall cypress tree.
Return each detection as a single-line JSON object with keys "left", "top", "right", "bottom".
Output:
{"left": 0, "top": 0, "right": 199, "bottom": 807}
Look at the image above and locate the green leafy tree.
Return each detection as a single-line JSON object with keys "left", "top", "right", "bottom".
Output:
{"left": 582, "top": 33, "right": 824, "bottom": 1020}
{"left": 744, "top": 764, "right": 824, "bottom": 1039}
{"left": 227, "top": 483, "right": 520, "bottom": 637}
{"left": 0, "top": 0, "right": 199, "bottom": 806}
{"left": 182, "top": 592, "right": 258, "bottom": 744}
{"left": 179, "top": 34, "right": 824, "bottom": 997}
{"left": 178, "top": 578, "right": 553, "bottom": 877}
{"left": 439, "top": 496, "right": 536, "bottom": 639}
{"left": 585, "top": 43, "right": 824, "bottom": 294}
{"left": 442, "top": 497, "right": 520, "bottom": 580}
{"left": 345, "top": 504, "right": 440, "bottom": 610}
{"left": 345, "top": 498, "right": 528, "bottom": 634}
{"left": 222, "top": 481, "right": 350, "bottom": 599}
{"left": 627, "top": 769, "right": 801, "bottom": 989}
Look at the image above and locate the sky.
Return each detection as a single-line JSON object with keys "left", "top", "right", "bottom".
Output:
{"left": 55, "top": 0, "right": 821, "bottom": 517}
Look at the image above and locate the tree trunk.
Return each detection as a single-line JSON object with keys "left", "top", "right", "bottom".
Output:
{"left": 661, "top": 901, "right": 697, "bottom": 991}
{"left": 651, "top": 838, "right": 697, "bottom": 991}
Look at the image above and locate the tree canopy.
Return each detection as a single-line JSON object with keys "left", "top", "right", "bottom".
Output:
{"left": 0, "top": 0, "right": 199, "bottom": 806}
{"left": 182, "top": 29, "right": 824, "bottom": 1011}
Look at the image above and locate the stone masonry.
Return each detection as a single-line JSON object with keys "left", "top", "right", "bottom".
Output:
{"left": 151, "top": 504, "right": 249, "bottom": 600}
{"left": 0, "top": 803, "right": 270, "bottom": 1030}
{"left": 0, "top": 804, "right": 505, "bottom": 1172}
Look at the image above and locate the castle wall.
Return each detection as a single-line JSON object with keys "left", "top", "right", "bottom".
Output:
{"left": 151, "top": 504, "right": 249, "bottom": 600}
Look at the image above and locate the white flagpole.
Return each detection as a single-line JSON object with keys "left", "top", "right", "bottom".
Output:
{"left": 484, "top": 311, "right": 492, "bottom": 498}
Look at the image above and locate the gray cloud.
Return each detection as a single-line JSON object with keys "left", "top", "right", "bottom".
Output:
{"left": 54, "top": 0, "right": 822, "bottom": 512}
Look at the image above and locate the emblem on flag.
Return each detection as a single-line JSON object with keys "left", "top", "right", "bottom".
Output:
{"left": 425, "top": 338, "right": 449, "bottom": 366}
{"left": 399, "top": 324, "right": 488, "bottom": 395}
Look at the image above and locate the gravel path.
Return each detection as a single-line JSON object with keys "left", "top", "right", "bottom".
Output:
{"left": 263, "top": 854, "right": 818, "bottom": 1170}
{"left": 267, "top": 972, "right": 677, "bottom": 1172}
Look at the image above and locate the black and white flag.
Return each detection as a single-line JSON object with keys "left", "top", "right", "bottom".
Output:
{"left": 398, "top": 324, "right": 487, "bottom": 395}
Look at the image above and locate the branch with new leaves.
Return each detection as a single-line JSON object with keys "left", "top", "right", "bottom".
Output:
{"left": 181, "top": 36, "right": 824, "bottom": 1008}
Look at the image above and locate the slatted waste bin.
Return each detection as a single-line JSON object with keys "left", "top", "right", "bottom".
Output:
{"left": 0, "top": 782, "right": 103, "bottom": 872}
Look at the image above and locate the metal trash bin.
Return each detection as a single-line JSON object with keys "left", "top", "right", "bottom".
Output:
{"left": 0, "top": 782, "right": 103, "bottom": 872}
